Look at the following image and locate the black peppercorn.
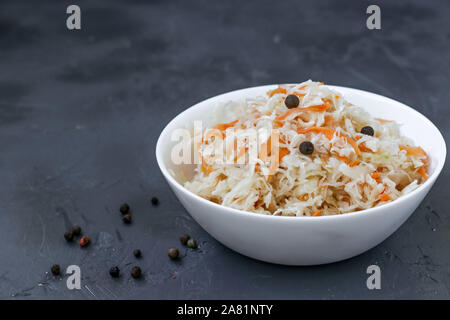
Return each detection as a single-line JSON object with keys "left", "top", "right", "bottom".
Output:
{"left": 133, "top": 249, "right": 142, "bottom": 258}
{"left": 64, "top": 231, "right": 74, "bottom": 242}
{"left": 361, "top": 126, "right": 374, "bottom": 136}
{"left": 122, "top": 214, "right": 132, "bottom": 224}
{"left": 71, "top": 225, "right": 81, "bottom": 236}
{"left": 109, "top": 266, "right": 120, "bottom": 278}
{"left": 131, "top": 266, "right": 142, "bottom": 279}
{"left": 119, "top": 203, "right": 130, "bottom": 214}
{"left": 51, "top": 264, "right": 61, "bottom": 276}
{"left": 299, "top": 141, "right": 314, "bottom": 155}
{"left": 168, "top": 248, "right": 179, "bottom": 259}
{"left": 151, "top": 197, "right": 159, "bottom": 206}
{"left": 180, "top": 234, "right": 190, "bottom": 245}
{"left": 284, "top": 94, "right": 300, "bottom": 109}
{"left": 187, "top": 238, "right": 197, "bottom": 249}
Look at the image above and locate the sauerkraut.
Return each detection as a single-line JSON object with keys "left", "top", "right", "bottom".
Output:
{"left": 184, "top": 80, "right": 429, "bottom": 216}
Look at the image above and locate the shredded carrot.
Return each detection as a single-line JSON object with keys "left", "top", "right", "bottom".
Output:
{"left": 216, "top": 119, "right": 238, "bottom": 131}
{"left": 322, "top": 98, "right": 333, "bottom": 105}
{"left": 312, "top": 211, "right": 322, "bottom": 217}
{"left": 258, "top": 135, "right": 272, "bottom": 162}
{"left": 274, "top": 109, "right": 298, "bottom": 124}
{"left": 375, "top": 118, "right": 393, "bottom": 123}
{"left": 359, "top": 144, "right": 373, "bottom": 152}
{"left": 292, "top": 92, "right": 306, "bottom": 99}
{"left": 279, "top": 147, "right": 290, "bottom": 162}
{"left": 399, "top": 145, "right": 429, "bottom": 180}
{"left": 349, "top": 160, "right": 360, "bottom": 167}
{"left": 371, "top": 172, "right": 381, "bottom": 179}
{"left": 297, "top": 127, "right": 360, "bottom": 155}
{"left": 400, "top": 145, "right": 427, "bottom": 158}
{"left": 267, "top": 85, "right": 287, "bottom": 97}
{"left": 298, "top": 127, "right": 335, "bottom": 139}
{"left": 335, "top": 154, "right": 350, "bottom": 165}
{"left": 335, "top": 153, "right": 359, "bottom": 166}
{"left": 252, "top": 110, "right": 261, "bottom": 119}
{"left": 354, "top": 136, "right": 373, "bottom": 152}
{"left": 274, "top": 104, "right": 330, "bottom": 125}
{"left": 234, "top": 146, "right": 247, "bottom": 162}
{"left": 200, "top": 157, "right": 212, "bottom": 176}
{"left": 418, "top": 166, "right": 428, "bottom": 180}
{"left": 203, "top": 128, "right": 225, "bottom": 145}
{"left": 297, "top": 194, "right": 309, "bottom": 201}
{"left": 305, "top": 103, "right": 330, "bottom": 112}
{"left": 324, "top": 115, "right": 338, "bottom": 127}
{"left": 380, "top": 194, "right": 390, "bottom": 202}
{"left": 257, "top": 133, "right": 286, "bottom": 175}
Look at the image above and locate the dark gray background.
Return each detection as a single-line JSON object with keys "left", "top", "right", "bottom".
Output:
{"left": 0, "top": 0, "right": 449, "bottom": 299}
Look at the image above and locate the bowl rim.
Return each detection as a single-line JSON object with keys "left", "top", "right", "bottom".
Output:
{"left": 156, "top": 84, "right": 447, "bottom": 221}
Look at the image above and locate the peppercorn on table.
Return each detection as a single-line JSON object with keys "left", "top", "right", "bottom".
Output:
{"left": 0, "top": 0, "right": 449, "bottom": 299}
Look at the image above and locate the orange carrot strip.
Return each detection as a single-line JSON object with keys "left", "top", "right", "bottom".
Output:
{"left": 306, "top": 104, "right": 330, "bottom": 112}
{"left": 380, "top": 194, "right": 390, "bottom": 202}
{"left": 200, "top": 156, "right": 212, "bottom": 176}
{"left": 279, "top": 147, "right": 290, "bottom": 162}
{"left": 297, "top": 127, "right": 335, "bottom": 139}
{"left": 268, "top": 85, "right": 287, "bottom": 97}
{"left": 312, "top": 211, "right": 322, "bottom": 217}
{"left": 322, "top": 98, "right": 333, "bottom": 105}
{"left": 349, "top": 160, "right": 360, "bottom": 167}
{"left": 258, "top": 135, "right": 272, "bottom": 162}
{"left": 359, "top": 143, "right": 373, "bottom": 152}
{"left": 371, "top": 172, "right": 381, "bottom": 179}
{"left": 292, "top": 92, "right": 306, "bottom": 99}
{"left": 234, "top": 146, "right": 247, "bottom": 162}
{"left": 400, "top": 145, "right": 427, "bottom": 158}
{"left": 324, "top": 115, "right": 339, "bottom": 128}
{"left": 355, "top": 136, "right": 373, "bottom": 152}
{"left": 258, "top": 132, "right": 282, "bottom": 175}
{"left": 375, "top": 118, "right": 393, "bottom": 123}
{"left": 400, "top": 145, "right": 429, "bottom": 180}
{"left": 297, "top": 127, "right": 360, "bottom": 155}
{"left": 297, "top": 194, "right": 309, "bottom": 201}
{"left": 216, "top": 119, "right": 238, "bottom": 131}
{"left": 418, "top": 166, "right": 428, "bottom": 180}
{"left": 335, "top": 155, "right": 359, "bottom": 167}
{"left": 203, "top": 128, "right": 225, "bottom": 145}
{"left": 335, "top": 154, "right": 350, "bottom": 163}
{"left": 275, "top": 104, "right": 331, "bottom": 125}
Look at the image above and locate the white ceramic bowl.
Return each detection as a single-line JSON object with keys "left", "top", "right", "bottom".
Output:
{"left": 156, "top": 85, "right": 446, "bottom": 265}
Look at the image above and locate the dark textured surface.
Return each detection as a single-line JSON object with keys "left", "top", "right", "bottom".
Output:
{"left": 0, "top": 0, "right": 449, "bottom": 299}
